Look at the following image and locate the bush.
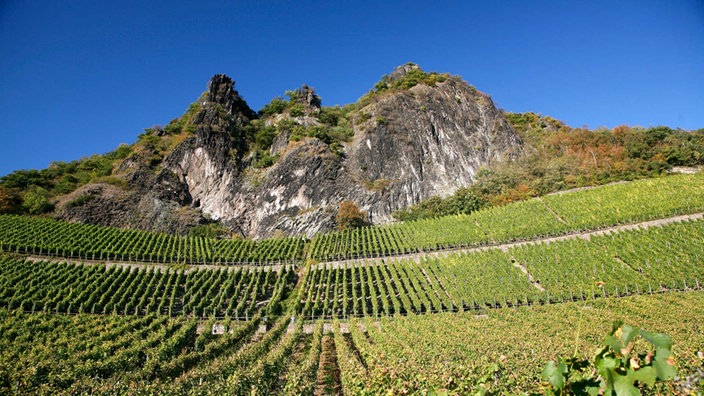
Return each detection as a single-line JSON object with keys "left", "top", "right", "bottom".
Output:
{"left": 254, "top": 125, "right": 278, "bottom": 151}
{"left": 23, "top": 186, "right": 53, "bottom": 214}
{"left": 251, "top": 150, "right": 278, "bottom": 168}
{"left": 188, "top": 223, "right": 230, "bottom": 238}
{"left": 288, "top": 104, "right": 305, "bottom": 117}
{"left": 0, "top": 186, "right": 21, "bottom": 214}
{"left": 393, "top": 187, "right": 485, "bottom": 221}
{"left": 317, "top": 106, "right": 343, "bottom": 126}
{"left": 65, "top": 194, "right": 95, "bottom": 208}
{"left": 259, "top": 97, "right": 289, "bottom": 116}
{"left": 336, "top": 201, "right": 368, "bottom": 230}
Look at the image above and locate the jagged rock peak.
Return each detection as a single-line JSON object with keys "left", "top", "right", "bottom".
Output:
{"left": 292, "top": 84, "right": 322, "bottom": 109}
{"left": 205, "top": 74, "right": 256, "bottom": 121}
{"left": 388, "top": 62, "right": 422, "bottom": 83}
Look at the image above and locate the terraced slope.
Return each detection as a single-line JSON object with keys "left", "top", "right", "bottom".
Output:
{"left": 298, "top": 218, "right": 704, "bottom": 319}
{"left": 309, "top": 173, "right": 704, "bottom": 260}
{"left": 1, "top": 173, "right": 703, "bottom": 394}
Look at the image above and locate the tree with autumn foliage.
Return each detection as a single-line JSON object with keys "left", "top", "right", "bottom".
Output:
{"left": 336, "top": 200, "right": 368, "bottom": 230}
{"left": 0, "top": 186, "right": 22, "bottom": 214}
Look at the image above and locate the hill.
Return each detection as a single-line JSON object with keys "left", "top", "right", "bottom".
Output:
{"left": 2, "top": 65, "right": 703, "bottom": 240}
{"left": 1, "top": 174, "right": 703, "bottom": 394}
{"left": 1, "top": 64, "right": 525, "bottom": 239}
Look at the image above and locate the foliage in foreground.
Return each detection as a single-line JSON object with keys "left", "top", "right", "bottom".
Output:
{"left": 542, "top": 321, "right": 677, "bottom": 395}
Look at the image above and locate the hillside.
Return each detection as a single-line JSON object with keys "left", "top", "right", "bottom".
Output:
{"left": 2, "top": 62, "right": 703, "bottom": 393}
{"left": 2, "top": 64, "right": 703, "bottom": 239}
{"left": 1, "top": 175, "right": 703, "bottom": 394}
{"left": 3, "top": 82, "right": 703, "bottom": 241}
{"left": 1, "top": 64, "right": 526, "bottom": 239}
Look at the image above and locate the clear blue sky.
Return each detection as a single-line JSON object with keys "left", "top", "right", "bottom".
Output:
{"left": 1, "top": 0, "right": 703, "bottom": 177}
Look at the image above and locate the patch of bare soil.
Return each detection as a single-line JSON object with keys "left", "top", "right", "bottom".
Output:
{"left": 315, "top": 335, "right": 343, "bottom": 396}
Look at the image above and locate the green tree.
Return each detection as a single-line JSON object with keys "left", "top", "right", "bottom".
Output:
{"left": 259, "top": 97, "right": 289, "bottom": 116}
{"left": 23, "top": 186, "right": 53, "bottom": 214}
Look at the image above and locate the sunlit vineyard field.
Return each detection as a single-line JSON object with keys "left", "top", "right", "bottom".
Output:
{"left": 309, "top": 173, "right": 704, "bottom": 260}
{"left": 334, "top": 291, "right": 704, "bottom": 395}
{"left": 0, "top": 259, "right": 295, "bottom": 319}
{"left": 297, "top": 218, "right": 704, "bottom": 319}
{"left": 0, "top": 215, "right": 305, "bottom": 265}
{"left": 1, "top": 173, "right": 703, "bottom": 395}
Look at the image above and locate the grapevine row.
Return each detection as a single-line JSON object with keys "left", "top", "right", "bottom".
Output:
{"left": 0, "top": 259, "right": 295, "bottom": 319}
{"left": 0, "top": 214, "right": 305, "bottom": 265}
{"left": 334, "top": 291, "right": 704, "bottom": 394}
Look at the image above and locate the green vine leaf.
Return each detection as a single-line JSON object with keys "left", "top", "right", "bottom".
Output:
{"left": 542, "top": 360, "right": 567, "bottom": 389}
{"left": 631, "top": 366, "right": 656, "bottom": 387}
{"left": 613, "top": 373, "right": 640, "bottom": 396}
{"left": 652, "top": 351, "right": 677, "bottom": 380}
{"left": 640, "top": 331, "right": 672, "bottom": 350}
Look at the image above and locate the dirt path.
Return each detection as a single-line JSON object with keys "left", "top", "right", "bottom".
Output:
{"left": 537, "top": 197, "right": 569, "bottom": 225}
{"left": 506, "top": 253, "right": 545, "bottom": 292}
{"left": 315, "top": 335, "right": 343, "bottom": 396}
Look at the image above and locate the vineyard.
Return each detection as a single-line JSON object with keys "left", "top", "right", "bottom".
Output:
{"left": 298, "top": 218, "right": 704, "bottom": 319}
{"left": 0, "top": 215, "right": 305, "bottom": 265}
{"left": 0, "top": 259, "right": 295, "bottom": 319}
{"left": 309, "top": 173, "right": 704, "bottom": 260}
{"left": 1, "top": 173, "right": 703, "bottom": 265}
{"left": 1, "top": 291, "right": 701, "bottom": 394}
{"left": 333, "top": 291, "right": 704, "bottom": 394}
{"left": 0, "top": 173, "right": 703, "bottom": 394}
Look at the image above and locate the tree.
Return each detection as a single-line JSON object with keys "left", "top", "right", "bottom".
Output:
{"left": 23, "top": 186, "right": 53, "bottom": 214}
{"left": 336, "top": 201, "right": 367, "bottom": 230}
{"left": 0, "top": 186, "right": 21, "bottom": 214}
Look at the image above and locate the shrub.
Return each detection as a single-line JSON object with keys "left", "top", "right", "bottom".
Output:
{"left": 259, "top": 97, "right": 289, "bottom": 116}
{"left": 336, "top": 201, "right": 367, "bottom": 230}
{"left": 251, "top": 150, "right": 278, "bottom": 168}
{"left": 288, "top": 104, "right": 305, "bottom": 117}
{"left": 254, "top": 125, "right": 278, "bottom": 151}
{"left": 188, "top": 223, "right": 230, "bottom": 238}
{"left": 0, "top": 186, "right": 21, "bottom": 214}
{"left": 23, "top": 186, "right": 53, "bottom": 214}
{"left": 65, "top": 194, "right": 95, "bottom": 208}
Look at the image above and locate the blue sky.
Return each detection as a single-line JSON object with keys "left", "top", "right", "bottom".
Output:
{"left": 1, "top": 0, "right": 703, "bottom": 177}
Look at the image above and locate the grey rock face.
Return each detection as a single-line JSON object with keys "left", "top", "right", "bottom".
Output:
{"left": 292, "top": 84, "right": 322, "bottom": 110}
{"left": 171, "top": 69, "right": 521, "bottom": 238}
{"left": 344, "top": 77, "right": 522, "bottom": 223}
{"left": 388, "top": 63, "right": 421, "bottom": 83}
{"left": 58, "top": 66, "right": 523, "bottom": 239}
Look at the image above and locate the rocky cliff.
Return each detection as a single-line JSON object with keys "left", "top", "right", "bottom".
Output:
{"left": 57, "top": 64, "right": 523, "bottom": 238}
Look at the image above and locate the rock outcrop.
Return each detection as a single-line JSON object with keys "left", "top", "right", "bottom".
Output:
{"left": 57, "top": 65, "right": 523, "bottom": 238}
